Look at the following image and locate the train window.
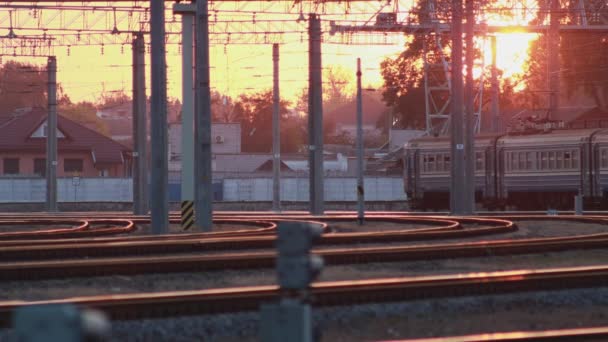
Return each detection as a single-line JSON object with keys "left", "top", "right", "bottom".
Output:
{"left": 602, "top": 149, "right": 608, "bottom": 168}
{"left": 444, "top": 155, "right": 451, "bottom": 171}
{"left": 556, "top": 151, "right": 563, "bottom": 169}
{"left": 549, "top": 151, "right": 556, "bottom": 169}
{"left": 437, "top": 154, "right": 444, "bottom": 171}
{"left": 572, "top": 150, "right": 579, "bottom": 169}
{"left": 511, "top": 152, "right": 517, "bottom": 171}
{"left": 564, "top": 152, "right": 571, "bottom": 169}
{"left": 540, "top": 152, "right": 548, "bottom": 169}
{"left": 518, "top": 152, "right": 525, "bottom": 170}
{"left": 526, "top": 152, "right": 533, "bottom": 170}
{"left": 475, "top": 152, "right": 484, "bottom": 171}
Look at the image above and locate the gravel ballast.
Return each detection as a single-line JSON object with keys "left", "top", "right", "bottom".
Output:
{"left": 1, "top": 287, "right": 607, "bottom": 341}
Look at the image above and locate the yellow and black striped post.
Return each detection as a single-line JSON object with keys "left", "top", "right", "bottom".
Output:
{"left": 181, "top": 201, "right": 195, "bottom": 231}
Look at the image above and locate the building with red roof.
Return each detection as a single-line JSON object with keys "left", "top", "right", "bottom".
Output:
{"left": 0, "top": 107, "right": 131, "bottom": 177}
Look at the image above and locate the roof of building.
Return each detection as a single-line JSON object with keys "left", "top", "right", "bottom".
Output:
{"left": 0, "top": 107, "right": 130, "bottom": 164}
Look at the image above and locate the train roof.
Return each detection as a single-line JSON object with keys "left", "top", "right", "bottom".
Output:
{"left": 405, "top": 132, "right": 502, "bottom": 149}
{"left": 499, "top": 128, "right": 599, "bottom": 146}
{"left": 405, "top": 128, "right": 608, "bottom": 150}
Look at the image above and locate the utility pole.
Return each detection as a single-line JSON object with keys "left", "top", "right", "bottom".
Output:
{"left": 180, "top": 7, "right": 195, "bottom": 230}
{"left": 490, "top": 36, "right": 500, "bottom": 132}
{"left": 356, "top": 58, "right": 365, "bottom": 224}
{"left": 132, "top": 33, "right": 148, "bottom": 215}
{"left": 150, "top": 0, "right": 169, "bottom": 234}
{"left": 308, "top": 14, "right": 324, "bottom": 215}
{"left": 196, "top": 0, "right": 213, "bottom": 230}
{"left": 548, "top": 0, "right": 560, "bottom": 120}
{"left": 46, "top": 56, "right": 57, "bottom": 212}
{"left": 463, "top": 0, "right": 475, "bottom": 214}
{"left": 450, "top": 0, "right": 466, "bottom": 215}
{"left": 272, "top": 43, "right": 281, "bottom": 212}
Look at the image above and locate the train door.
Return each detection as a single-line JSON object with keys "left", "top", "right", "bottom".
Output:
{"left": 592, "top": 143, "right": 601, "bottom": 198}
{"left": 404, "top": 149, "right": 419, "bottom": 199}
{"left": 484, "top": 147, "right": 495, "bottom": 199}
{"left": 412, "top": 150, "right": 420, "bottom": 199}
{"left": 496, "top": 147, "right": 506, "bottom": 200}
{"left": 580, "top": 141, "right": 591, "bottom": 198}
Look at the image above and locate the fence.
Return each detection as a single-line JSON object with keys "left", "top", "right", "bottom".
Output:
{"left": 0, "top": 177, "right": 406, "bottom": 203}
{"left": 221, "top": 177, "right": 405, "bottom": 201}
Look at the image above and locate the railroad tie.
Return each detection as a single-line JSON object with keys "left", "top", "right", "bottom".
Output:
{"left": 181, "top": 201, "right": 195, "bottom": 231}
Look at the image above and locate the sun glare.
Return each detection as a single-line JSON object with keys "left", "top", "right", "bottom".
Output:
{"left": 485, "top": 33, "right": 537, "bottom": 79}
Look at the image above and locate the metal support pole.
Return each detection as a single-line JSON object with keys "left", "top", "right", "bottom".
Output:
{"left": 490, "top": 36, "right": 500, "bottom": 133}
{"left": 150, "top": 0, "right": 169, "bottom": 233}
{"left": 308, "top": 14, "right": 324, "bottom": 215}
{"left": 260, "top": 222, "right": 324, "bottom": 342}
{"left": 575, "top": 194, "right": 583, "bottom": 215}
{"left": 463, "top": 0, "right": 475, "bottom": 214}
{"left": 181, "top": 12, "right": 195, "bottom": 229}
{"left": 196, "top": 0, "right": 213, "bottom": 230}
{"left": 272, "top": 43, "right": 281, "bottom": 212}
{"left": 450, "top": 0, "right": 466, "bottom": 215}
{"left": 132, "top": 33, "right": 148, "bottom": 215}
{"left": 356, "top": 58, "right": 365, "bottom": 224}
{"left": 548, "top": 0, "right": 560, "bottom": 120}
{"left": 46, "top": 56, "right": 57, "bottom": 212}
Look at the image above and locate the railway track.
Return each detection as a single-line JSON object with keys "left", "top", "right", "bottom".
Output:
{"left": 403, "top": 326, "right": 608, "bottom": 341}
{"left": 2, "top": 213, "right": 608, "bottom": 340}
{"left": 1, "top": 265, "right": 608, "bottom": 327}
{"left": 0, "top": 215, "right": 606, "bottom": 281}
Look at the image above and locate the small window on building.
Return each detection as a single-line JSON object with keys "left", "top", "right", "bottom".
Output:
{"left": 64, "top": 159, "right": 83, "bottom": 174}
{"left": 34, "top": 158, "right": 46, "bottom": 177}
{"left": 3, "top": 158, "right": 19, "bottom": 175}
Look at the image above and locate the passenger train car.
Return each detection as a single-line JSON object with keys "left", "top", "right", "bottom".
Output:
{"left": 403, "top": 128, "right": 608, "bottom": 210}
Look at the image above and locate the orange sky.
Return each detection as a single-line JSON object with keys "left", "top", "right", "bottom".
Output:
{"left": 1, "top": 1, "right": 538, "bottom": 106}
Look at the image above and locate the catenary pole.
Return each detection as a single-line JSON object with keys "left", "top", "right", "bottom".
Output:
{"left": 490, "top": 36, "right": 500, "bottom": 132}
{"left": 46, "top": 56, "right": 57, "bottom": 212}
{"left": 308, "top": 14, "right": 324, "bottom": 215}
{"left": 150, "top": 0, "right": 169, "bottom": 233}
{"left": 450, "top": 0, "right": 466, "bottom": 215}
{"left": 272, "top": 43, "right": 281, "bottom": 212}
{"left": 356, "top": 58, "right": 365, "bottom": 224}
{"left": 195, "top": 0, "right": 213, "bottom": 230}
{"left": 181, "top": 12, "right": 195, "bottom": 229}
{"left": 132, "top": 33, "right": 148, "bottom": 215}
{"left": 463, "top": 0, "right": 475, "bottom": 214}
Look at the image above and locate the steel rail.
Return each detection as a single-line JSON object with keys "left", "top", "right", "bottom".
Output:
{"left": 1, "top": 265, "right": 608, "bottom": 327}
{"left": 0, "top": 217, "right": 513, "bottom": 261}
{"left": 400, "top": 326, "right": 608, "bottom": 341}
{"left": 5, "top": 228, "right": 608, "bottom": 281}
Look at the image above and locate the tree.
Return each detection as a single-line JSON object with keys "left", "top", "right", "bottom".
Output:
{"left": 211, "top": 91, "right": 238, "bottom": 123}
{"left": 97, "top": 89, "right": 131, "bottom": 108}
{"left": 59, "top": 101, "right": 109, "bottom": 135}
{"left": 294, "top": 64, "right": 356, "bottom": 114}
{"left": 233, "top": 89, "right": 304, "bottom": 153}
{"left": 0, "top": 61, "right": 48, "bottom": 114}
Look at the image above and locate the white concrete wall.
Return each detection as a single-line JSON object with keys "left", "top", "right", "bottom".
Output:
{"left": 0, "top": 177, "right": 406, "bottom": 203}
{"left": 222, "top": 177, "right": 406, "bottom": 202}
{"left": 0, "top": 178, "right": 133, "bottom": 202}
